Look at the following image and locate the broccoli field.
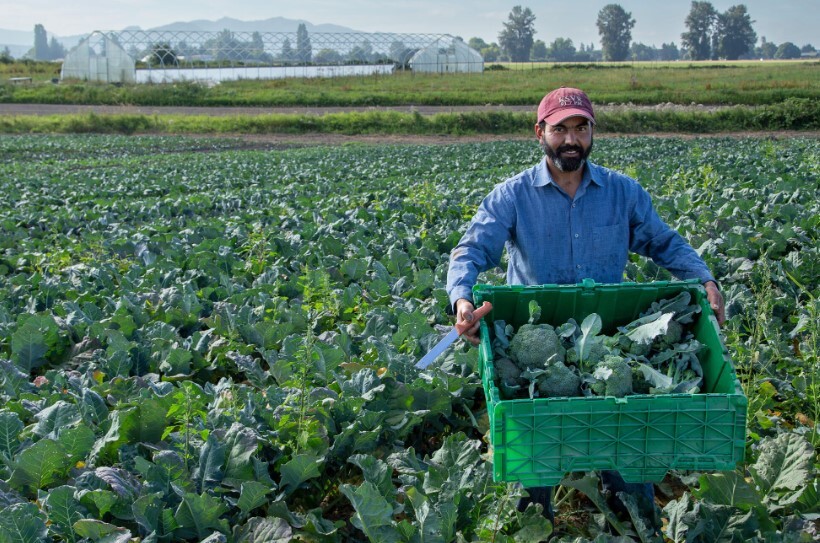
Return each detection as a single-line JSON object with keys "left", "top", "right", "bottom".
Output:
{"left": 0, "top": 134, "right": 817, "bottom": 542}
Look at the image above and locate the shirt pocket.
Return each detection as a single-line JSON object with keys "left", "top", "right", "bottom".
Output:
{"left": 591, "top": 223, "right": 628, "bottom": 258}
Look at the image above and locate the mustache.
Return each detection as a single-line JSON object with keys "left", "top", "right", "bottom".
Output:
{"left": 557, "top": 145, "right": 584, "bottom": 154}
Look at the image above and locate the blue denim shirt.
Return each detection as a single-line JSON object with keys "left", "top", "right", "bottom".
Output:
{"left": 446, "top": 158, "right": 715, "bottom": 306}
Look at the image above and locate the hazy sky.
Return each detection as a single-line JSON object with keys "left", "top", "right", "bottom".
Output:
{"left": 2, "top": 0, "right": 817, "bottom": 47}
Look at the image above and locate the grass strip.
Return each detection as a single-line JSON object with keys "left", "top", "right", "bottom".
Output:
{"left": 0, "top": 99, "right": 817, "bottom": 135}
{"left": 2, "top": 61, "right": 819, "bottom": 108}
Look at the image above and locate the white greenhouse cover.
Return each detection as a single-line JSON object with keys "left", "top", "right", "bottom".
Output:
{"left": 409, "top": 39, "right": 483, "bottom": 73}
{"left": 61, "top": 32, "right": 136, "bottom": 83}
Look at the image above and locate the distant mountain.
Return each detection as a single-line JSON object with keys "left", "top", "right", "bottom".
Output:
{"left": 148, "top": 17, "right": 361, "bottom": 34}
{"left": 0, "top": 28, "right": 34, "bottom": 46}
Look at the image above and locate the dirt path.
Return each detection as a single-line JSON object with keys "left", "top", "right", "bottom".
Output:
{"left": 0, "top": 103, "right": 539, "bottom": 117}
{"left": 0, "top": 102, "right": 732, "bottom": 117}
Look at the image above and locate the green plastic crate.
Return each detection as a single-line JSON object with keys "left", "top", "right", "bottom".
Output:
{"left": 474, "top": 279, "right": 747, "bottom": 487}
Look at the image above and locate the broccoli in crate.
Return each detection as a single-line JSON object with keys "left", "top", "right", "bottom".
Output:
{"left": 491, "top": 292, "right": 707, "bottom": 399}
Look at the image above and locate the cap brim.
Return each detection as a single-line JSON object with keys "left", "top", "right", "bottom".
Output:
{"left": 543, "top": 109, "right": 596, "bottom": 125}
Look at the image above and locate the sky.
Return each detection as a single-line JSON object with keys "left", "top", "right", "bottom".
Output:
{"left": 1, "top": 0, "right": 817, "bottom": 47}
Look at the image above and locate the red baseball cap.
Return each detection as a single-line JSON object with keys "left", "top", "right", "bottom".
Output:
{"left": 537, "top": 87, "right": 595, "bottom": 126}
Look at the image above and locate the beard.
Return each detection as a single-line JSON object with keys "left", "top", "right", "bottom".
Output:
{"left": 541, "top": 136, "right": 593, "bottom": 172}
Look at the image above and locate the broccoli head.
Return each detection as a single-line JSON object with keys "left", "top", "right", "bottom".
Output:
{"left": 536, "top": 361, "right": 582, "bottom": 398}
{"left": 590, "top": 355, "right": 633, "bottom": 398}
{"left": 566, "top": 340, "right": 609, "bottom": 369}
{"left": 494, "top": 356, "right": 525, "bottom": 392}
{"left": 631, "top": 364, "right": 652, "bottom": 394}
{"left": 653, "top": 319, "right": 684, "bottom": 351}
{"left": 615, "top": 334, "right": 652, "bottom": 357}
{"left": 509, "top": 323, "right": 565, "bottom": 370}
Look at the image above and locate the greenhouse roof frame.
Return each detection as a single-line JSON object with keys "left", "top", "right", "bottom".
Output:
{"left": 101, "top": 29, "right": 481, "bottom": 70}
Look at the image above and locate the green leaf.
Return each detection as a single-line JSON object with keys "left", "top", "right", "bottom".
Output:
{"left": 341, "top": 258, "right": 367, "bottom": 282}
{"left": 796, "top": 479, "right": 819, "bottom": 513}
{"left": 78, "top": 489, "right": 119, "bottom": 519}
{"left": 12, "top": 314, "right": 62, "bottom": 372}
{"left": 232, "top": 517, "right": 293, "bottom": 543}
{"left": 510, "top": 506, "right": 553, "bottom": 542}
{"left": 0, "top": 502, "right": 48, "bottom": 543}
{"left": 692, "top": 471, "right": 762, "bottom": 510}
{"left": 89, "top": 398, "right": 169, "bottom": 464}
{"left": 749, "top": 433, "right": 813, "bottom": 498}
{"left": 662, "top": 492, "right": 692, "bottom": 543}
{"left": 198, "top": 532, "right": 228, "bottom": 543}
{"left": 616, "top": 491, "right": 659, "bottom": 543}
{"left": 57, "top": 425, "right": 96, "bottom": 463}
{"left": 410, "top": 495, "right": 446, "bottom": 543}
{"left": 173, "top": 492, "right": 229, "bottom": 540}
{"left": 391, "top": 310, "right": 431, "bottom": 347}
{"left": 686, "top": 502, "right": 757, "bottom": 542}
{"left": 9, "top": 439, "right": 71, "bottom": 493}
{"left": 0, "top": 410, "right": 23, "bottom": 461}
{"left": 280, "top": 454, "right": 321, "bottom": 494}
{"left": 72, "top": 519, "right": 130, "bottom": 540}
{"left": 578, "top": 313, "right": 603, "bottom": 365}
{"left": 222, "top": 424, "right": 259, "bottom": 486}
{"left": 132, "top": 492, "right": 163, "bottom": 536}
{"left": 33, "top": 401, "right": 81, "bottom": 440}
{"left": 42, "top": 486, "right": 87, "bottom": 543}
{"left": 238, "top": 481, "right": 272, "bottom": 515}
{"left": 527, "top": 300, "right": 542, "bottom": 324}
{"left": 159, "top": 348, "right": 192, "bottom": 376}
{"left": 626, "top": 312, "right": 673, "bottom": 345}
{"left": 340, "top": 482, "right": 403, "bottom": 542}
{"left": 561, "top": 473, "right": 628, "bottom": 536}
{"left": 349, "top": 454, "right": 394, "bottom": 499}
{"left": 194, "top": 434, "right": 226, "bottom": 491}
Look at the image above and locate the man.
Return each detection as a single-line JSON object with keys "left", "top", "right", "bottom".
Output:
{"left": 445, "top": 87, "right": 725, "bottom": 524}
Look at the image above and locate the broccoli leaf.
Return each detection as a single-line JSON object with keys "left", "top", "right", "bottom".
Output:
{"left": 617, "top": 490, "right": 659, "bottom": 543}
{"left": 691, "top": 471, "right": 762, "bottom": 510}
{"left": 749, "top": 433, "right": 813, "bottom": 497}
{"left": 578, "top": 313, "right": 603, "bottom": 366}
{"left": 561, "top": 473, "right": 629, "bottom": 536}
{"left": 527, "top": 300, "right": 542, "bottom": 324}
{"left": 555, "top": 321, "right": 577, "bottom": 339}
{"left": 0, "top": 502, "right": 48, "bottom": 543}
{"left": 637, "top": 363, "right": 674, "bottom": 391}
{"left": 646, "top": 292, "right": 691, "bottom": 316}
{"left": 492, "top": 320, "right": 510, "bottom": 350}
{"left": 625, "top": 313, "right": 673, "bottom": 345}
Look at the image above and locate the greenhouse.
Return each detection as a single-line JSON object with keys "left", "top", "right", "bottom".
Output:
{"left": 60, "top": 29, "right": 483, "bottom": 84}
{"left": 409, "top": 37, "right": 484, "bottom": 73}
{"left": 61, "top": 31, "right": 136, "bottom": 83}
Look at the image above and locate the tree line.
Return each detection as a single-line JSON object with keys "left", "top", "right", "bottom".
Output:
{"left": 471, "top": 2, "right": 815, "bottom": 63}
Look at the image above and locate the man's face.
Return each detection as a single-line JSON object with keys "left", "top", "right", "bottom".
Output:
{"left": 537, "top": 116, "right": 594, "bottom": 172}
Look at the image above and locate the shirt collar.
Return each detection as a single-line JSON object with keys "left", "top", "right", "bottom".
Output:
{"left": 533, "top": 157, "right": 604, "bottom": 188}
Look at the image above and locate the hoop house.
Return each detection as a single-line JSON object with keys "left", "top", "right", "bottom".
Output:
{"left": 61, "top": 31, "right": 135, "bottom": 83}
{"left": 409, "top": 37, "right": 484, "bottom": 73}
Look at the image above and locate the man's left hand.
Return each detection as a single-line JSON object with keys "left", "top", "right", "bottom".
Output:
{"left": 704, "top": 281, "right": 725, "bottom": 326}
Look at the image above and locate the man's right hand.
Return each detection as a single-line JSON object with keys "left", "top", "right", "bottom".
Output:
{"left": 455, "top": 298, "right": 481, "bottom": 346}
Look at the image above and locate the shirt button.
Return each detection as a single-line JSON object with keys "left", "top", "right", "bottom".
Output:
{"left": 576, "top": 265, "right": 581, "bottom": 269}
{"left": 571, "top": 203, "right": 576, "bottom": 208}
{"left": 574, "top": 233, "right": 579, "bottom": 238}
